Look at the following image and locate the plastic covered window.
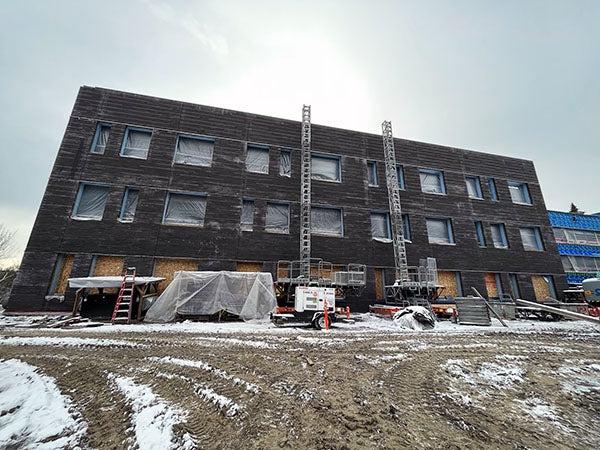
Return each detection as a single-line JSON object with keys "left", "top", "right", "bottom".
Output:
{"left": 91, "top": 124, "right": 110, "bottom": 154}
{"left": 466, "top": 176, "right": 483, "bottom": 199}
{"left": 508, "top": 181, "right": 532, "bottom": 205}
{"left": 72, "top": 184, "right": 110, "bottom": 220}
{"left": 419, "top": 169, "right": 445, "bottom": 194}
{"left": 121, "top": 128, "right": 152, "bottom": 159}
{"left": 402, "top": 214, "right": 411, "bottom": 242}
{"left": 520, "top": 227, "right": 543, "bottom": 251}
{"left": 371, "top": 213, "right": 390, "bottom": 241}
{"left": 490, "top": 223, "right": 508, "bottom": 248}
{"left": 174, "top": 136, "right": 214, "bottom": 167}
{"left": 311, "top": 154, "right": 341, "bottom": 182}
{"left": 367, "top": 161, "right": 378, "bottom": 186}
{"left": 475, "top": 221, "right": 486, "bottom": 247}
{"left": 311, "top": 207, "right": 343, "bottom": 236}
{"left": 509, "top": 274, "right": 521, "bottom": 298}
{"left": 543, "top": 276, "right": 557, "bottom": 299}
{"left": 241, "top": 200, "right": 254, "bottom": 231}
{"left": 279, "top": 150, "right": 291, "bottom": 177}
{"left": 487, "top": 178, "right": 498, "bottom": 201}
{"left": 396, "top": 166, "right": 406, "bottom": 189}
{"left": 163, "top": 193, "right": 206, "bottom": 226}
{"left": 265, "top": 203, "right": 289, "bottom": 233}
{"left": 119, "top": 188, "right": 139, "bottom": 223}
{"left": 246, "top": 145, "right": 269, "bottom": 173}
{"left": 426, "top": 218, "right": 454, "bottom": 244}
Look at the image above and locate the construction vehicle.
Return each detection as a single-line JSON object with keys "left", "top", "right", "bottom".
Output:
{"left": 369, "top": 121, "right": 442, "bottom": 318}
{"left": 271, "top": 106, "right": 365, "bottom": 328}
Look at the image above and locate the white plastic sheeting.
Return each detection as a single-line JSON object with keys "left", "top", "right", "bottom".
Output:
{"left": 265, "top": 203, "right": 289, "bottom": 232}
{"left": 519, "top": 227, "right": 541, "bottom": 251}
{"left": 491, "top": 224, "right": 507, "bottom": 248}
{"left": 144, "top": 271, "right": 277, "bottom": 322}
{"left": 311, "top": 155, "right": 340, "bottom": 181}
{"left": 508, "top": 182, "right": 531, "bottom": 204}
{"left": 92, "top": 124, "right": 110, "bottom": 154}
{"left": 426, "top": 218, "right": 452, "bottom": 244}
{"left": 122, "top": 129, "right": 152, "bottom": 158}
{"left": 241, "top": 200, "right": 254, "bottom": 231}
{"left": 371, "top": 212, "right": 390, "bottom": 240}
{"left": 68, "top": 276, "right": 164, "bottom": 289}
{"left": 246, "top": 146, "right": 269, "bottom": 173}
{"left": 174, "top": 136, "right": 213, "bottom": 166}
{"left": 419, "top": 170, "right": 444, "bottom": 194}
{"left": 164, "top": 193, "right": 206, "bottom": 225}
{"left": 465, "top": 177, "right": 482, "bottom": 198}
{"left": 120, "top": 188, "right": 139, "bottom": 222}
{"left": 311, "top": 207, "right": 343, "bottom": 236}
{"left": 279, "top": 150, "right": 291, "bottom": 177}
{"left": 72, "top": 184, "right": 110, "bottom": 220}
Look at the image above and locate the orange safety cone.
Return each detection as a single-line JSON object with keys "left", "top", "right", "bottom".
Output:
{"left": 323, "top": 299, "right": 330, "bottom": 330}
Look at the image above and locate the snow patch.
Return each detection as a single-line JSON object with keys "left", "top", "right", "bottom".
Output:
{"left": 516, "top": 397, "right": 573, "bottom": 433}
{"left": 108, "top": 374, "right": 195, "bottom": 450}
{"left": 0, "top": 358, "right": 87, "bottom": 449}
{"left": 558, "top": 361, "right": 600, "bottom": 395}
{"left": 0, "top": 335, "right": 144, "bottom": 348}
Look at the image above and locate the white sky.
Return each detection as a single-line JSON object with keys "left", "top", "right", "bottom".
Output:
{"left": 0, "top": 0, "right": 599, "bottom": 267}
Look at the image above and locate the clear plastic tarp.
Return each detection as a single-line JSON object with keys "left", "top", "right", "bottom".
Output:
{"left": 120, "top": 188, "right": 139, "bottom": 222}
{"left": 68, "top": 276, "right": 164, "bottom": 289}
{"left": 144, "top": 271, "right": 277, "bottom": 322}
{"left": 164, "top": 193, "right": 206, "bottom": 225}
{"left": 279, "top": 151, "right": 291, "bottom": 177}
{"left": 370, "top": 212, "right": 390, "bottom": 240}
{"left": 241, "top": 200, "right": 254, "bottom": 231}
{"left": 73, "top": 184, "right": 110, "bottom": 220}
{"left": 311, "top": 155, "right": 340, "bottom": 181}
{"left": 311, "top": 207, "right": 343, "bottom": 236}
{"left": 174, "top": 137, "right": 213, "bottom": 166}
{"left": 246, "top": 146, "right": 269, "bottom": 173}
{"left": 426, "top": 218, "right": 451, "bottom": 244}
{"left": 519, "top": 227, "right": 538, "bottom": 250}
{"left": 508, "top": 182, "right": 530, "bottom": 204}
{"left": 491, "top": 224, "right": 507, "bottom": 248}
{"left": 122, "top": 129, "right": 151, "bottom": 158}
{"left": 265, "top": 203, "right": 289, "bottom": 232}
{"left": 419, "top": 170, "right": 444, "bottom": 193}
{"left": 92, "top": 124, "right": 110, "bottom": 154}
{"left": 465, "top": 177, "right": 480, "bottom": 198}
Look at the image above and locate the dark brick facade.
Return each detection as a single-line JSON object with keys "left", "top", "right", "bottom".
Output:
{"left": 6, "top": 87, "right": 567, "bottom": 312}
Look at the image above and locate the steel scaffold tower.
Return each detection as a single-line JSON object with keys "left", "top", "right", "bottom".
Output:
{"left": 381, "top": 121, "right": 410, "bottom": 283}
{"left": 299, "top": 105, "right": 312, "bottom": 280}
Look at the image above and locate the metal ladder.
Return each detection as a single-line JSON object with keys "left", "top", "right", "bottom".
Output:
{"left": 111, "top": 267, "right": 136, "bottom": 324}
{"left": 299, "top": 105, "right": 312, "bottom": 281}
{"left": 381, "top": 121, "right": 409, "bottom": 283}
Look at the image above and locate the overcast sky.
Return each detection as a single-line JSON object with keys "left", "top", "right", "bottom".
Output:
{"left": 0, "top": 0, "right": 599, "bottom": 266}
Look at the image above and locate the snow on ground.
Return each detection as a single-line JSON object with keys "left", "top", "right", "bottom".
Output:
{"left": 558, "top": 360, "right": 600, "bottom": 395}
{"left": 515, "top": 397, "right": 573, "bottom": 433}
{"left": 443, "top": 358, "right": 525, "bottom": 391}
{"left": 150, "top": 356, "right": 260, "bottom": 394}
{"left": 0, "top": 335, "right": 144, "bottom": 348}
{"left": 108, "top": 373, "right": 195, "bottom": 450}
{"left": 0, "top": 358, "right": 87, "bottom": 449}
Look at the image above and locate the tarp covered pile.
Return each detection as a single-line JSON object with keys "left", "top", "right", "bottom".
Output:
{"left": 145, "top": 271, "right": 277, "bottom": 323}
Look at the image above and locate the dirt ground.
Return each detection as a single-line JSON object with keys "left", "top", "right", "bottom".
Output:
{"left": 1, "top": 319, "right": 599, "bottom": 449}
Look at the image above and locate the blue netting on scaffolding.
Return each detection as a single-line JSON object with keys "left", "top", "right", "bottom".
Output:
{"left": 556, "top": 244, "right": 600, "bottom": 257}
{"left": 566, "top": 273, "right": 597, "bottom": 284}
{"left": 548, "top": 211, "right": 600, "bottom": 231}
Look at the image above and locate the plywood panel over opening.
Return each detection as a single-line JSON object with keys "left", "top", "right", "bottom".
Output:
{"left": 374, "top": 268, "right": 385, "bottom": 300}
{"left": 154, "top": 258, "right": 198, "bottom": 292}
{"left": 531, "top": 275, "right": 550, "bottom": 301}
{"left": 484, "top": 273, "right": 498, "bottom": 298}
{"left": 438, "top": 271, "right": 459, "bottom": 297}
{"left": 93, "top": 256, "right": 125, "bottom": 277}
{"left": 236, "top": 262, "right": 263, "bottom": 272}
{"left": 55, "top": 255, "right": 74, "bottom": 295}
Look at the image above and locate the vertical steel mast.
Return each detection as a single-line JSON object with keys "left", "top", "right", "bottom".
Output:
{"left": 299, "top": 105, "right": 312, "bottom": 280}
{"left": 382, "top": 121, "right": 409, "bottom": 283}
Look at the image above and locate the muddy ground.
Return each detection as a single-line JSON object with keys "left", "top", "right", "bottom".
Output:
{"left": 0, "top": 320, "right": 599, "bottom": 449}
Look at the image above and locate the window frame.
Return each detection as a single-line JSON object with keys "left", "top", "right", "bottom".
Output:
{"left": 173, "top": 134, "right": 214, "bottom": 167}
{"left": 119, "top": 126, "right": 153, "bottom": 160}
{"left": 279, "top": 149, "right": 292, "bottom": 177}
{"left": 402, "top": 213, "right": 412, "bottom": 242}
{"left": 490, "top": 223, "right": 509, "bottom": 249}
{"left": 425, "top": 217, "right": 455, "bottom": 245}
{"left": 465, "top": 175, "right": 483, "bottom": 199}
{"left": 509, "top": 273, "right": 521, "bottom": 299}
{"left": 71, "top": 182, "right": 111, "bottom": 221}
{"left": 507, "top": 181, "right": 532, "bottom": 205}
{"left": 370, "top": 211, "right": 392, "bottom": 241}
{"left": 118, "top": 187, "right": 139, "bottom": 223}
{"left": 311, "top": 205, "right": 344, "bottom": 237}
{"left": 265, "top": 201, "right": 291, "bottom": 234}
{"left": 311, "top": 153, "right": 342, "bottom": 183}
{"left": 162, "top": 191, "right": 207, "bottom": 227}
{"left": 240, "top": 198, "right": 255, "bottom": 232}
{"left": 419, "top": 168, "right": 446, "bottom": 195}
{"left": 475, "top": 221, "right": 486, "bottom": 247}
{"left": 519, "top": 226, "right": 544, "bottom": 251}
{"left": 396, "top": 165, "right": 406, "bottom": 190}
{"left": 367, "top": 161, "right": 379, "bottom": 187}
{"left": 487, "top": 178, "right": 498, "bottom": 201}
{"left": 245, "top": 143, "right": 270, "bottom": 174}
{"left": 543, "top": 275, "right": 558, "bottom": 299}
{"left": 90, "top": 123, "right": 111, "bottom": 155}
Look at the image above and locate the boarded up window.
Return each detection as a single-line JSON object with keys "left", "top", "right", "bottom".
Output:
{"left": 49, "top": 254, "right": 74, "bottom": 295}
{"left": 484, "top": 273, "right": 498, "bottom": 298}
{"left": 153, "top": 258, "right": 198, "bottom": 292}
{"left": 532, "top": 275, "right": 557, "bottom": 301}
{"left": 93, "top": 256, "right": 125, "bottom": 277}
{"left": 236, "top": 262, "right": 263, "bottom": 272}
{"left": 374, "top": 268, "right": 385, "bottom": 300}
{"left": 438, "top": 271, "right": 460, "bottom": 297}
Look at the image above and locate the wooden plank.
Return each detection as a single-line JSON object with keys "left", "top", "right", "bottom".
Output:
{"left": 374, "top": 268, "right": 384, "bottom": 300}
{"left": 236, "top": 262, "right": 263, "bottom": 272}
{"left": 438, "top": 271, "right": 458, "bottom": 296}
{"left": 531, "top": 275, "right": 550, "bottom": 301}
{"left": 484, "top": 273, "right": 498, "bottom": 298}
{"left": 93, "top": 256, "right": 125, "bottom": 276}
{"left": 56, "top": 255, "right": 74, "bottom": 294}
{"left": 153, "top": 258, "right": 198, "bottom": 292}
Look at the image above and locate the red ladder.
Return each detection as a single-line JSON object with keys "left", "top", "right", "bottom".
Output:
{"left": 111, "top": 267, "right": 136, "bottom": 325}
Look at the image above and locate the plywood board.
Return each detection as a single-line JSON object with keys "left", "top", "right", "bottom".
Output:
{"left": 484, "top": 273, "right": 498, "bottom": 298}
{"left": 55, "top": 255, "right": 74, "bottom": 294}
{"left": 374, "top": 268, "right": 384, "bottom": 300}
{"left": 236, "top": 262, "right": 263, "bottom": 272}
{"left": 438, "top": 271, "right": 459, "bottom": 297}
{"left": 154, "top": 258, "right": 198, "bottom": 292}
{"left": 93, "top": 256, "right": 125, "bottom": 277}
{"left": 531, "top": 275, "right": 550, "bottom": 301}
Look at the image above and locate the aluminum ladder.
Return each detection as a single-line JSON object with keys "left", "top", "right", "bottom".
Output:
{"left": 299, "top": 105, "right": 312, "bottom": 281}
{"left": 111, "top": 267, "right": 136, "bottom": 324}
{"left": 381, "top": 121, "right": 409, "bottom": 283}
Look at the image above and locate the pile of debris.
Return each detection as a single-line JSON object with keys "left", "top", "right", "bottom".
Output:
{"left": 0, "top": 314, "right": 103, "bottom": 329}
